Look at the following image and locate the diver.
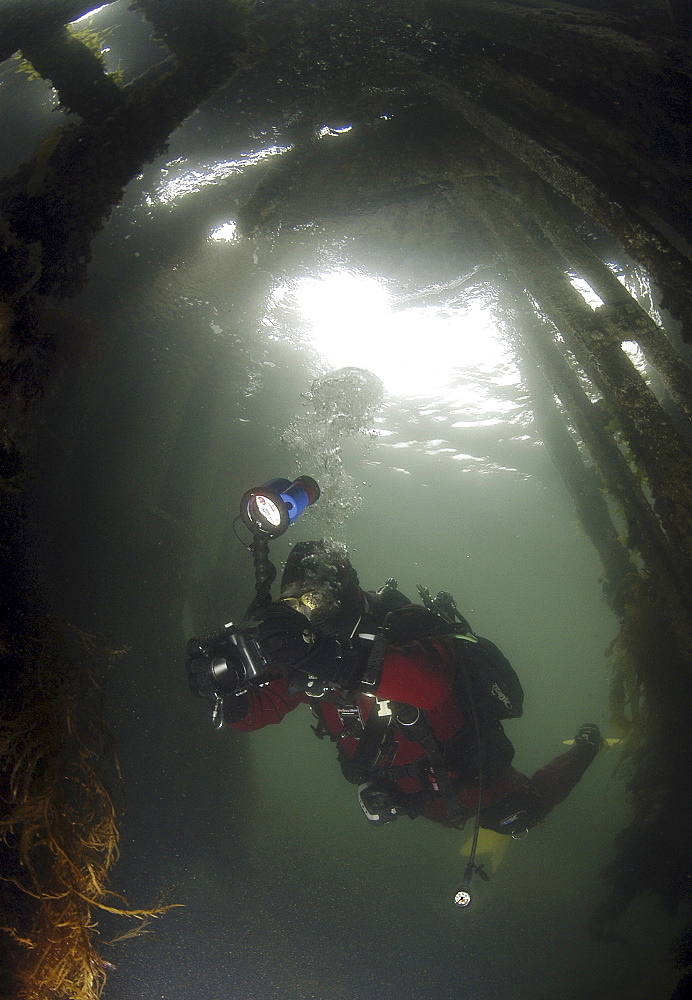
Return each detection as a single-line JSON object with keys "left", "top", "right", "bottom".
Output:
{"left": 186, "top": 539, "right": 603, "bottom": 841}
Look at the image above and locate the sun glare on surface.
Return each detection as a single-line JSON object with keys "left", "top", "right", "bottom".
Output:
{"left": 210, "top": 221, "right": 239, "bottom": 242}
{"left": 293, "top": 270, "right": 505, "bottom": 398}
{"left": 73, "top": 4, "right": 111, "bottom": 22}
{"left": 148, "top": 146, "right": 291, "bottom": 206}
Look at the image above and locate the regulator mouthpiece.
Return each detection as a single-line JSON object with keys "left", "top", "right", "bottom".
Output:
{"left": 240, "top": 476, "right": 320, "bottom": 538}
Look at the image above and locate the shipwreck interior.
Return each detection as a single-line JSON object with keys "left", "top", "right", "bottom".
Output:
{"left": 1, "top": 1, "right": 691, "bottom": 998}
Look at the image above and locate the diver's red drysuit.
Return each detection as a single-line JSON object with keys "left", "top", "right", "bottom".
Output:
{"left": 228, "top": 611, "right": 595, "bottom": 833}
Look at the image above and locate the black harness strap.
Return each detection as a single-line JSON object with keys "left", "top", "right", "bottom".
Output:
{"left": 321, "top": 700, "right": 466, "bottom": 828}
{"left": 352, "top": 700, "right": 396, "bottom": 770}
{"left": 397, "top": 708, "right": 466, "bottom": 828}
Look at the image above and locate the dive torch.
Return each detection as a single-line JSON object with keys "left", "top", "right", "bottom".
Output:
{"left": 239, "top": 475, "right": 320, "bottom": 617}
{"left": 240, "top": 476, "right": 320, "bottom": 538}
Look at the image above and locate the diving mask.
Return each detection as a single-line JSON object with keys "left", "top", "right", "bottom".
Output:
{"left": 280, "top": 591, "right": 329, "bottom": 622}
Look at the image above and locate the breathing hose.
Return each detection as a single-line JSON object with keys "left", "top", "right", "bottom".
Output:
{"left": 415, "top": 586, "right": 488, "bottom": 907}
{"left": 453, "top": 647, "right": 487, "bottom": 908}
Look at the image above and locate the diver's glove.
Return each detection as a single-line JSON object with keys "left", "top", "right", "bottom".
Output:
{"left": 255, "top": 603, "right": 365, "bottom": 693}
{"left": 253, "top": 603, "right": 317, "bottom": 668}
{"left": 218, "top": 692, "right": 250, "bottom": 725}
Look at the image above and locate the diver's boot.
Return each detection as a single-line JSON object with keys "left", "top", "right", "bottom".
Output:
{"left": 573, "top": 723, "right": 602, "bottom": 757}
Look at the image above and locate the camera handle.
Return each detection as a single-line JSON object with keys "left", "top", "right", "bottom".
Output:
{"left": 244, "top": 537, "right": 277, "bottom": 619}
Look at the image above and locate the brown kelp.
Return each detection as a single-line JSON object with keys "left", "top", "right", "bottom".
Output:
{"left": 0, "top": 622, "right": 174, "bottom": 1000}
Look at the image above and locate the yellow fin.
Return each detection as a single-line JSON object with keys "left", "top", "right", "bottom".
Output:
{"left": 562, "top": 737, "right": 622, "bottom": 748}
{"left": 459, "top": 828, "right": 510, "bottom": 875}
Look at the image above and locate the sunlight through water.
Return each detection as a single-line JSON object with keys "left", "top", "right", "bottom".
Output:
{"left": 290, "top": 270, "right": 510, "bottom": 399}
{"left": 265, "top": 269, "right": 530, "bottom": 477}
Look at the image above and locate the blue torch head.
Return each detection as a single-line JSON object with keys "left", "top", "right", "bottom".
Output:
{"left": 240, "top": 476, "right": 320, "bottom": 537}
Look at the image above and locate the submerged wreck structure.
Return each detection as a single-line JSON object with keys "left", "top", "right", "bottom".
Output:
{"left": 0, "top": 0, "right": 690, "bottom": 996}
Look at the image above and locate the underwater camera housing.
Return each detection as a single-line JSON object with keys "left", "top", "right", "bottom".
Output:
{"left": 186, "top": 623, "right": 268, "bottom": 698}
{"left": 240, "top": 476, "right": 320, "bottom": 538}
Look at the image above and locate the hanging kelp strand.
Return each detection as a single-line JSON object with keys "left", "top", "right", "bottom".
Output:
{"left": 0, "top": 622, "right": 178, "bottom": 1000}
